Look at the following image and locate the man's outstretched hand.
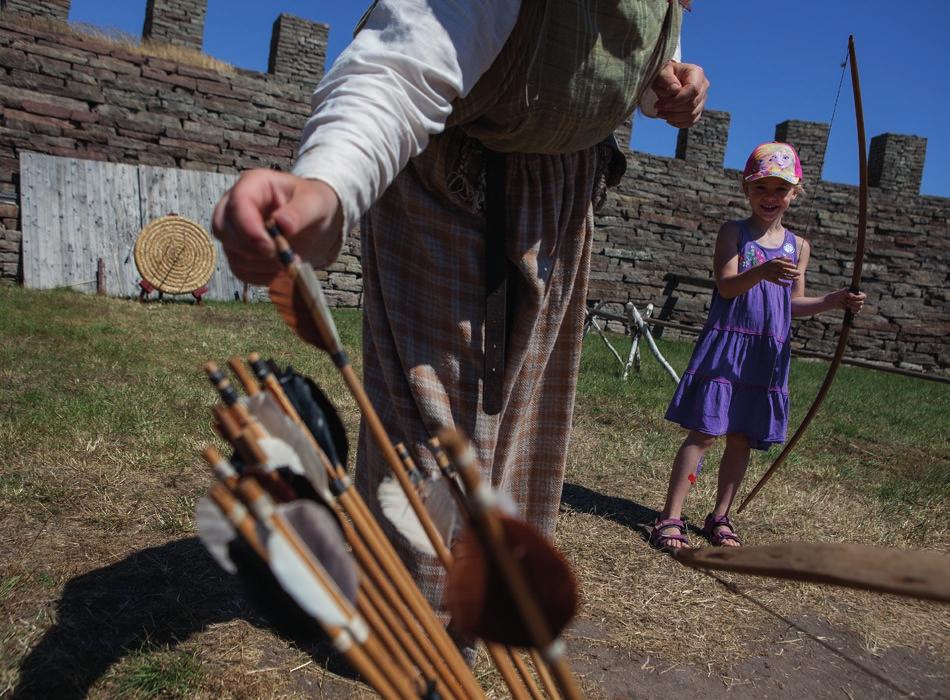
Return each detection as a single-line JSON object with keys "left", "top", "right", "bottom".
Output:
{"left": 212, "top": 169, "right": 343, "bottom": 285}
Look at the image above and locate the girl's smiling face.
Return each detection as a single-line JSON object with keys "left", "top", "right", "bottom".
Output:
{"left": 743, "top": 176, "right": 798, "bottom": 223}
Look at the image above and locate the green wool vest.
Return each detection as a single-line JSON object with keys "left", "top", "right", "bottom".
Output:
{"left": 448, "top": 0, "right": 681, "bottom": 154}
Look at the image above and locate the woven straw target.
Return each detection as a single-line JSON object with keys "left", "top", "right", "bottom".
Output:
{"left": 134, "top": 215, "right": 216, "bottom": 294}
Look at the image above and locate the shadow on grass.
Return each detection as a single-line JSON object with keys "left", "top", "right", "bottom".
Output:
{"left": 13, "top": 538, "right": 353, "bottom": 699}
{"left": 560, "top": 483, "right": 915, "bottom": 695}
{"left": 559, "top": 482, "right": 705, "bottom": 543}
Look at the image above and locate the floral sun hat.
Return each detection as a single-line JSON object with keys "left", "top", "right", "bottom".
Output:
{"left": 742, "top": 142, "right": 803, "bottom": 185}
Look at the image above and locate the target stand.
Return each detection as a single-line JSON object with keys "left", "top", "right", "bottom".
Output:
{"left": 133, "top": 215, "right": 216, "bottom": 304}
{"left": 584, "top": 300, "right": 680, "bottom": 384}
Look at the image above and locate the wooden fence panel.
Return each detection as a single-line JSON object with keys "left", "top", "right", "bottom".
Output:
{"left": 21, "top": 153, "right": 262, "bottom": 301}
{"left": 21, "top": 153, "right": 141, "bottom": 296}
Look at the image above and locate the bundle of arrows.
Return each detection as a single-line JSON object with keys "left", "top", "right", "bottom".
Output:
{"left": 194, "top": 219, "right": 950, "bottom": 699}
{"left": 194, "top": 223, "right": 585, "bottom": 699}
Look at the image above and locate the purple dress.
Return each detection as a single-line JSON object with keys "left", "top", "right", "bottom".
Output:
{"left": 665, "top": 221, "right": 798, "bottom": 450}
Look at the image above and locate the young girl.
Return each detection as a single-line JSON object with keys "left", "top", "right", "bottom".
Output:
{"left": 651, "top": 142, "right": 866, "bottom": 550}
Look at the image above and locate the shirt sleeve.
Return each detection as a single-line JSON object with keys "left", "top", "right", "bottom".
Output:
{"left": 292, "top": 0, "right": 522, "bottom": 235}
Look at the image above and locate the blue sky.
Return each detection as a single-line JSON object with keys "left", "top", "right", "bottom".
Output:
{"left": 68, "top": 0, "right": 949, "bottom": 197}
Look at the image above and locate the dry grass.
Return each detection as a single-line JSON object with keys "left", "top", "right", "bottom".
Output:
{"left": 10, "top": 14, "right": 235, "bottom": 73}
{"left": 561, "top": 399, "right": 949, "bottom": 667}
{"left": 0, "top": 286, "right": 947, "bottom": 698}
{"left": 559, "top": 335, "right": 949, "bottom": 692}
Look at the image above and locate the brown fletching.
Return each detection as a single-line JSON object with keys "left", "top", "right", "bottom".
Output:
{"left": 446, "top": 515, "right": 577, "bottom": 647}
{"left": 268, "top": 271, "right": 328, "bottom": 350}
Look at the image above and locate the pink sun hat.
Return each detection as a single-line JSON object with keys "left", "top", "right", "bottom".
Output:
{"left": 743, "top": 142, "right": 803, "bottom": 185}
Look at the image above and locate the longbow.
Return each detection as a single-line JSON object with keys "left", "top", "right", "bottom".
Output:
{"left": 737, "top": 35, "right": 868, "bottom": 514}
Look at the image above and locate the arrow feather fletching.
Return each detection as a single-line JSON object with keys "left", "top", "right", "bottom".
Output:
{"left": 195, "top": 496, "right": 238, "bottom": 574}
{"left": 267, "top": 528, "right": 349, "bottom": 629}
{"left": 245, "top": 392, "right": 330, "bottom": 495}
{"left": 378, "top": 474, "right": 460, "bottom": 558}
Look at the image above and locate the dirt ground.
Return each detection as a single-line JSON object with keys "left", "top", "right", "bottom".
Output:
{"left": 569, "top": 603, "right": 950, "bottom": 699}
{"left": 6, "top": 516, "right": 948, "bottom": 699}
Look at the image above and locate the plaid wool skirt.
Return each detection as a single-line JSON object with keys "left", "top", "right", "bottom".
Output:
{"left": 355, "top": 126, "right": 604, "bottom": 611}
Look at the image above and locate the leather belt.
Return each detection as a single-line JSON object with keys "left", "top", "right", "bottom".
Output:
{"left": 482, "top": 147, "right": 511, "bottom": 415}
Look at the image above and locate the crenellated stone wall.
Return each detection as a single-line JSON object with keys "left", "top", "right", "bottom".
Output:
{"left": 1, "top": 1, "right": 947, "bottom": 374}
{"left": 869, "top": 133, "right": 927, "bottom": 193}
{"left": 1, "top": 0, "right": 69, "bottom": 22}
{"left": 0, "top": 0, "right": 362, "bottom": 305}
{"left": 269, "top": 13, "right": 329, "bottom": 90}
{"left": 143, "top": 0, "right": 207, "bottom": 52}
{"left": 594, "top": 112, "right": 948, "bottom": 375}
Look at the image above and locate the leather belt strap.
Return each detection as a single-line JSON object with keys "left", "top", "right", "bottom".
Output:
{"left": 483, "top": 147, "right": 509, "bottom": 415}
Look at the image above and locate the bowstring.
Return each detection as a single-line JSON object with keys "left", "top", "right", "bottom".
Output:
{"left": 789, "top": 43, "right": 851, "bottom": 340}
{"left": 800, "top": 44, "right": 850, "bottom": 241}
{"left": 827, "top": 46, "right": 851, "bottom": 135}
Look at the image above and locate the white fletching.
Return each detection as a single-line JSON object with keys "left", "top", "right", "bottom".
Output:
{"left": 278, "top": 500, "right": 358, "bottom": 603}
{"left": 267, "top": 528, "right": 348, "bottom": 629}
{"left": 377, "top": 474, "right": 459, "bottom": 557}
{"left": 256, "top": 436, "right": 304, "bottom": 475}
{"left": 195, "top": 496, "right": 237, "bottom": 574}
{"left": 245, "top": 393, "right": 330, "bottom": 494}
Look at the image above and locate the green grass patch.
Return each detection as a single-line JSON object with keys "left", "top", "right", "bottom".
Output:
{"left": 35, "top": 571, "right": 60, "bottom": 589}
{"left": 876, "top": 461, "right": 950, "bottom": 510}
{"left": 108, "top": 646, "right": 201, "bottom": 699}
{"left": 0, "top": 576, "right": 22, "bottom": 601}
{"left": 2, "top": 285, "right": 945, "bottom": 517}
{"left": 576, "top": 323, "right": 949, "bottom": 513}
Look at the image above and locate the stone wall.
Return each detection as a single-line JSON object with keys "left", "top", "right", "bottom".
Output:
{"left": 595, "top": 112, "right": 947, "bottom": 375}
{"left": 143, "top": 0, "right": 206, "bottom": 52}
{"left": 1, "top": 0, "right": 69, "bottom": 22}
{"left": 0, "top": 0, "right": 360, "bottom": 306}
{"left": 269, "top": 14, "right": 328, "bottom": 90}
{"left": 1, "top": 1, "right": 947, "bottom": 373}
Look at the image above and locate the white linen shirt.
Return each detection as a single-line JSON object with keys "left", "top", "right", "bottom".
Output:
{"left": 292, "top": 0, "right": 679, "bottom": 234}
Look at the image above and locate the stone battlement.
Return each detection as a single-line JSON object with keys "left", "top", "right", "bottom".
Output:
{"left": 0, "top": 2, "right": 946, "bottom": 374}
{"left": 668, "top": 109, "right": 927, "bottom": 196}
{"left": 1, "top": 0, "right": 329, "bottom": 86}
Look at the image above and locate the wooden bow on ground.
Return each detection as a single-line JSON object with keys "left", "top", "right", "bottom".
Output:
{"left": 738, "top": 35, "right": 868, "bottom": 514}
{"left": 676, "top": 542, "right": 950, "bottom": 603}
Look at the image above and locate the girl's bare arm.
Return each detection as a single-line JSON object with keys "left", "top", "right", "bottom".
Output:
{"left": 791, "top": 237, "right": 866, "bottom": 316}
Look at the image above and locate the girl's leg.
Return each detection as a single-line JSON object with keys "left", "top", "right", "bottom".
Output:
{"left": 713, "top": 433, "right": 752, "bottom": 515}
{"left": 662, "top": 430, "right": 716, "bottom": 519}
{"left": 708, "top": 432, "right": 752, "bottom": 547}
{"left": 654, "top": 431, "right": 715, "bottom": 549}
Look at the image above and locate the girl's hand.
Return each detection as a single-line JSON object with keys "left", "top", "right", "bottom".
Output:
{"left": 756, "top": 256, "right": 800, "bottom": 286}
{"left": 831, "top": 288, "right": 867, "bottom": 314}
